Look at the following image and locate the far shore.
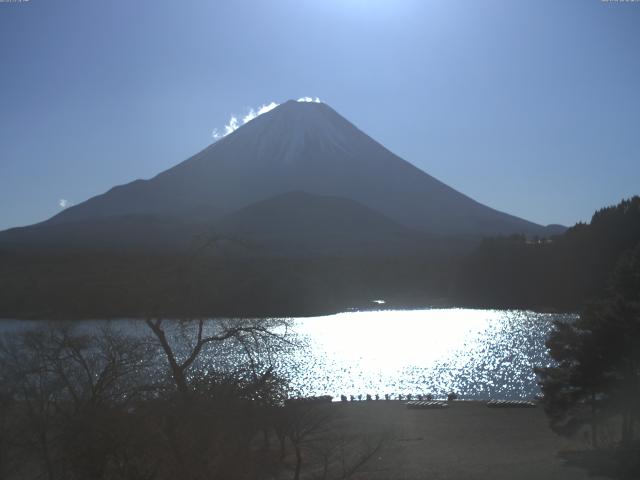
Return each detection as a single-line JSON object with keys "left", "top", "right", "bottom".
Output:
{"left": 0, "top": 302, "right": 580, "bottom": 322}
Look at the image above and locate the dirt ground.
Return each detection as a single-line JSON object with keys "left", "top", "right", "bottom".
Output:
{"left": 323, "top": 401, "right": 610, "bottom": 480}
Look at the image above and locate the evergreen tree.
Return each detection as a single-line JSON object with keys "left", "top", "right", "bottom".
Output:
{"left": 537, "top": 243, "right": 640, "bottom": 447}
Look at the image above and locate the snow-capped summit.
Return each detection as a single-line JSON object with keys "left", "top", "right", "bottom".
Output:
{"left": 216, "top": 100, "right": 354, "bottom": 164}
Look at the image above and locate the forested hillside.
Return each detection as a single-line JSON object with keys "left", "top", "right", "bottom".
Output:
{"left": 452, "top": 197, "right": 640, "bottom": 310}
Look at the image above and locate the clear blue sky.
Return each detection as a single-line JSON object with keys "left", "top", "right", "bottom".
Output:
{"left": 1, "top": 0, "right": 639, "bottom": 230}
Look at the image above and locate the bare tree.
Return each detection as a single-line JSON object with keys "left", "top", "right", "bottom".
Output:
{"left": 283, "top": 402, "right": 336, "bottom": 480}
{"left": 0, "top": 324, "right": 156, "bottom": 480}
{"left": 144, "top": 317, "right": 290, "bottom": 397}
{"left": 275, "top": 401, "right": 387, "bottom": 480}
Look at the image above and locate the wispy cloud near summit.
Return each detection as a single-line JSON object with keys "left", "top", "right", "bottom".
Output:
{"left": 212, "top": 101, "right": 279, "bottom": 140}
{"left": 242, "top": 101, "right": 279, "bottom": 124}
{"left": 297, "top": 96, "right": 321, "bottom": 103}
{"left": 212, "top": 98, "right": 322, "bottom": 140}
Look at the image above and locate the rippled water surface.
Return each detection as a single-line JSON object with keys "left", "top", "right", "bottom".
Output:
{"left": 284, "top": 309, "right": 573, "bottom": 400}
{"left": 0, "top": 309, "right": 574, "bottom": 400}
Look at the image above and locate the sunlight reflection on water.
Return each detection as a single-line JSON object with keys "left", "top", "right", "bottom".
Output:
{"left": 0, "top": 309, "right": 574, "bottom": 400}
{"left": 284, "top": 309, "right": 574, "bottom": 400}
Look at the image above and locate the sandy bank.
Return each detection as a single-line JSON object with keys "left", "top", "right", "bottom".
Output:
{"left": 320, "top": 400, "right": 608, "bottom": 480}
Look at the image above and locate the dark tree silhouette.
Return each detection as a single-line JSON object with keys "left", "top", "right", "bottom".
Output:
{"left": 0, "top": 320, "right": 385, "bottom": 480}
{"left": 454, "top": 196, "right": 640, "bottom": 310}
{"left": 144, "top": 317, "right": 286, "bottom": 398}
{"left": 537, "top": 243, "right": 640, "bottom": 450}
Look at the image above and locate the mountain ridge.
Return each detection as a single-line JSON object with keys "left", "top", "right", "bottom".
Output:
{"left": 5, "top": 100, "right": 563, "bottom": 247}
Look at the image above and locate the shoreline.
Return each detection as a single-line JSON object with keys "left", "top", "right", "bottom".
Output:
{"left": 0, "top": 304, "right": 579, "bottom": 322}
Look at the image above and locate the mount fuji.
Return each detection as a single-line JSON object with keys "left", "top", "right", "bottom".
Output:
{"left": 0, "top": 100, "right": 562, "bottom": 254}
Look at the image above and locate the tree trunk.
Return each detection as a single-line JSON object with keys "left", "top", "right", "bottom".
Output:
{"left": 622, "top": 409, "right": 633, "bottom": 446}
{"left": 40, "top": 429, "right": 54, "bottom": 480}
{"left": 164, "top": 415, "right": 191, "bottom": 480}
{"left": 591, "top": 393, "right": 598, "bottom": 449}
{"left": 279, "top": 433, "right": 286, "bottom": 461}
{"left": 293, "top": 443, "right": 302, "bottom": 480}
{"left": 146, "top": 320, "right": 190, "bottom": 397}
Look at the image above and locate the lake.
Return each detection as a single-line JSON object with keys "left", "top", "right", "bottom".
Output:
{"left": 287, "top": 308, "right": 573, "bottom": 400}
{"left": 0, "top": 308, "right": 573, "bottom": 400}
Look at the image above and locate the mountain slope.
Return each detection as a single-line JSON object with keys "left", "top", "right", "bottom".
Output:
{"left": 213, "top": 191, "right": 427, "bottom": 256}
{"left": 41, "top": 100, "right": 558, "bottom": 237}
{"left": 0, "top": 214, "right": 203, "bottom": 253}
